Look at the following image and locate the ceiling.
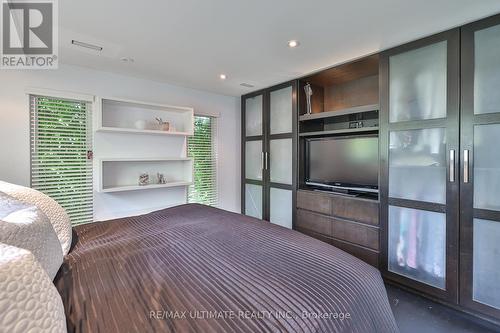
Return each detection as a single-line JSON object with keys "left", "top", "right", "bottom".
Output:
{"left": 59, "top": 0, "right": 500, "bottom": 96}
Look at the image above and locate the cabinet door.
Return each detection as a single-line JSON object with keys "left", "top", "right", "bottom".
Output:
{"left": 380, "top": 29, "right": 460, "bottom": 302}
{"left": 242, "top": 93, "right": 264, "bottom": 219}
{"left": 460, "top": 15, "right": 500, "bottom": 319}
{"left": 267, "top": 83, "right": 296, "bottom": 229}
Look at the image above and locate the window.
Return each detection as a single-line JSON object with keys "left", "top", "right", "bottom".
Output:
{"left": 30, "top": 95, "right": 93, "bottom": 225}
{"left": 187, "top": 115, "right": 218, "bottom": 206}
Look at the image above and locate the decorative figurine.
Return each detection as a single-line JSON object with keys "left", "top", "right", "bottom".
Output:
{"left": 155, "top": 117, "right": 170, "bottom": 131}
{"left": 139, "top": 173, "right": 149, "bottom": 186}
{"left": 157, "top": 173, "right": 166, "bottom": 184}
{"left": 304, "top": 82, "right": 313, "bottom": 115}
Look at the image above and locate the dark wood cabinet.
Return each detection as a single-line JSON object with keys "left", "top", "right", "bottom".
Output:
{"left": 240, "top": 12, "right": 500, "bottom": 326}
{"left": 459, "top": 13, "right": 500, "bottom": 320}
{"left": 379, "top": 13, "right": 500, "bottom": 323}
{"left": 241, "top": 81, "right": 298, "bottom": 229}
{"left": 296, "top": 189, "right": 380, "bottom": 267}
{"left": 379, "top": 28, "right": 460, "bottom": 304}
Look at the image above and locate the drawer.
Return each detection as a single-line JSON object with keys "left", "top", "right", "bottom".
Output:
{"left": 295, "top": 227, "right": 332, "bottom": 245}
{"left": 331, "top": 218, "right": 379, "bottom": 251}
{"left": 296, "top": 209, "right": 332, "bottom": 236}
{"left": 297, "top": 190, "right": 331, "bottom": 215}
{"left": 330, "top": 195, "right": 379, "bottom": 226}
{"left": 331, "top": 238, "right": 379, "bottom": 268}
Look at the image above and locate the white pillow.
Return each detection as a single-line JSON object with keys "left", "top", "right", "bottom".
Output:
{"left": 0, "top": 243, "right": 67, "bottom": 333}
{"left": 0, "top": 192, "right": 63, "bottom": 280}
{"left": 0, "top": 181, "right": 72, "bottom": 255}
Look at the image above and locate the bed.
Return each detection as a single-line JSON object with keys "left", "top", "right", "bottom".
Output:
{"left": 55, "top": 204, "right": 398, "bottom": 333}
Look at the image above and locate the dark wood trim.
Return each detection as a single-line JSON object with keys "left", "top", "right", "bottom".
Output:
{"left": 244, "top": 179, "right": 264, "bottom": 186}
{"left": 474, "top": 209, "right": 500, "bottom": 222}
{"left": 269, "top": 133, "right": 293, "bottom": 140}
{"left": 244, "top": 135, "right": 264, "bottom": 141}
{"left": 269, "top": 182, "right": 293, "bottom": 190}
{"left": 387, "top": 118, "right": 448, "bottom": 131}
{"left": 460, "top": 13, "right": 500, "bottom": 319}
{"left": 379, "top": 27, "right": 460, "bottom": 304}
{"left": 387, "top": 198, "right": 447, "bottom": 213}
{"left": 241, "top": 92, "right": 265, "bottom": 215}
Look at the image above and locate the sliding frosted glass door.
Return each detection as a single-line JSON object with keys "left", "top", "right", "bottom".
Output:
{"left": 380, "top": 29, "right": 460, "bottom": 302}
{"left": 460, "top": 17, "right": 500, "bottom": 318}
{"left": 268, "top": 85, "right": 295, "bottom": 229}
{"left": 242, "top": 82, "right": 297, "bottom": 228}
{"left": 243, "top": 94, "right": 264, "bottom": 219}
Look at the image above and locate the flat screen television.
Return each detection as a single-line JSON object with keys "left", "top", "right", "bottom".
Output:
{"left": 305, "top": 135, "right": 379, "bottom": 193}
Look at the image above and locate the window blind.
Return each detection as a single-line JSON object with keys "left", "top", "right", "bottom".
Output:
{"left": 188, "top": 115, "right": 218, "bottom": 207}
{"left": 30, "top": 95, "right": 93, "bottom": 225}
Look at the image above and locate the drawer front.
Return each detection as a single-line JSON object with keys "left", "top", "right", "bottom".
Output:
{"left": 296, "top": 209, "right": 332, "bottom": 236}
{"left": 331, "top": 218, "right": 379, "bottom": 250}
{"left": 295, "top": 227, "right": 332, "bottom": 245}
{"left": 330, "top": 195, "right": 379, "bottom": 226}
{"left": 297, "top": 190, "right": 331, "bottom": 215}
{"left": 331, "top": 238, "right": 379, "bottom": 268}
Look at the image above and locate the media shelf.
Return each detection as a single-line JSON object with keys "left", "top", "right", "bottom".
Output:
{"left": 299, "top": 104, "right": 379, "bottom": 122}
{"left": 299, "top": 126, "right": 378, "bottom": 137}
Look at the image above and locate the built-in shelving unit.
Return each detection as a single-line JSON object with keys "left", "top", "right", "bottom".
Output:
{"left": 96, "top": 97, "right": 194, "bottom": 136}
{"left": 94, "top": 97, "right": 195, "bottom": 199}
{"left": 297, "top": 55, "right": 380, "bottom": 137}
{"left": 98, "top": 158, "right": 193, "bottom": 193}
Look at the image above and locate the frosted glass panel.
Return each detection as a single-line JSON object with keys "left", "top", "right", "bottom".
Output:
{"left": 245, "top": 141, "right": 262, "bottom": 180}
{"left": 245, "top": 184, "right": 262, "bottom": 219}
{"left": 389, "top": 128, "right": 446, "bottom": 204}
{"left": 389, "top": 41, "right": 447, "bottom": 122}
{"left": 270, "top": 188, "right": 292, "bottom": 229}
{"left": 474, "top": 124, "right": 500, "bottom": 211}
{"left": 473, "top": 218, "right": 500, "bottom": 310}
{"left": 388, "top": 206, "right": 446, "bottom": 289}
{"left": 245, "top": 95, "right": 262, "bottom": 136}
{"left": 474, "top": 24, "right": 500, "bottom": 115}
{"left": 270, "top": 138, "right": 293, "bottom": 185}
{"left": 270, "top": 86, "right": 293, "bottom": 134}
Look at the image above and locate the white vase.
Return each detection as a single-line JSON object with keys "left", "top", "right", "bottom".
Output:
{"left": 134, "top": 120, "right": 146, "bottom": 130}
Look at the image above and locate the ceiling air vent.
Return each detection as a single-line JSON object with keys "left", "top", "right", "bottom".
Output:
{"left": 71, "top": 40, "right": 103, "bottom": 51}
{"left": 240, "top": 83, "right": 254, "bottom": 88}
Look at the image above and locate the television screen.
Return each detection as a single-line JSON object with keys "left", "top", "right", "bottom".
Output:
{"left": 306, "top": 136, "right": 379, "bottom": 191}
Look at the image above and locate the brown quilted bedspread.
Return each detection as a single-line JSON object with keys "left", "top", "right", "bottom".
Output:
{"left": 55, "top": 204, "right": 398, "bottom": 333}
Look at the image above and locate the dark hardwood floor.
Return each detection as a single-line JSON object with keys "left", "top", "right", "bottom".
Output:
{"left": 386, "top": 284, "right": 500, "bottom": 333}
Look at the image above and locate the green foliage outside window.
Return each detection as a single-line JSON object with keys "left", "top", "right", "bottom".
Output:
{"left": 187, "top": 116, "right": 217, "bottom": 206}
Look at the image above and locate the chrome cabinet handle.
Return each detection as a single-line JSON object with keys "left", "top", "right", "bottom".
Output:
{"left": 264, "top": 152, "right": 269, "bottom": 170}
{"left": 449, "top": 149, "right": 455, "bottom": 182}
{"left": 463, "top": 149, "right": 469, "bottom": 183}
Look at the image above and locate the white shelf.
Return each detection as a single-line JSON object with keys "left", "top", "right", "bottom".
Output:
{"left": 96, "top": 97, "right": 194, "bottom": 136}
{"left": 100, "top": 157, "right": 192, "bottom": 162}
{"left": 96, "top": 127, "right": 191, "bottom": 136}
{"left": 98, "top": 158, "right": 193, "bottom": 193}
{"left": 100, "top": 182, "right": 193, "bottom": 193}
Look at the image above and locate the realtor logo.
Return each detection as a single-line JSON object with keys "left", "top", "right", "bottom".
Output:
{"left": 1, "top": 0, "right": 58, "bottom": 69}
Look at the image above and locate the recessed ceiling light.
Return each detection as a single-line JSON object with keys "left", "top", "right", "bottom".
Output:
{"left": 71, "top": 39, "right": 103, "bottom": 51}
{"left": 219, "top": 74, "right": 227, "bottom": 80}
{"left": 120, "top": 57, "right": 134, "bottom": 63}
{"left": 287, "top": 40, "right": 299, "bottom": 48}
{"left": 240, "top": 83, "right": 254, "bottom": 88}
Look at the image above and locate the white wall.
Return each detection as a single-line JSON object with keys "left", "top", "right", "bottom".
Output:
{"left": 0, "top": 64, "right": 241, "bottom": 218}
